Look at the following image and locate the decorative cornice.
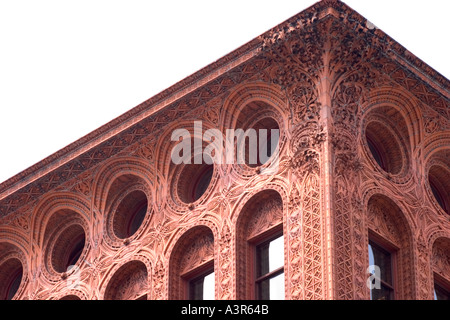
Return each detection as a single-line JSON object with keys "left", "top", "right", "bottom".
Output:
{"left": 0, "top": 38, "right": 262, "bottom": 199}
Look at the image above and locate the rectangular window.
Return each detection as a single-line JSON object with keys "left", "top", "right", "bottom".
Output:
{"left": 189, "top": 270, "right": 215, "bottom": 300}
{"left": 255, "top": 234, "right": 284, "bottom": 300}
{"left": 368, "top": 240, "right": 395, "bottom": 300}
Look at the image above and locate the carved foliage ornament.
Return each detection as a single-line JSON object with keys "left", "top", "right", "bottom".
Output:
{"left": 288, "top": 124, "right": 325, "bottom": 177}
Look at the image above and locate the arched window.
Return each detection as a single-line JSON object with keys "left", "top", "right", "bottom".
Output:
{"left": 186, "top": 261, "right": 215, "bottom": 300}
{"left": 104, "top": 260, "right": 148, "bottom": 300}
{"left": 169, "top": 226, "right": 215, "bottom": 300}
{"left": 236, "top": 190, "right": 284, "bottom": 300}
{"left": 254, "top": 232, "right": 284, "bottom": 300}
{"left": 368, "top": 237, "right": 395, "bottom": 300}
{"left": 432, "top": 238, "right": 450, "bottom": 300}
{"left": 434, "top": 275, "right": 450, "bottom": 300}
{"left": 366, "top": 194, "right": 414, "bottom": 299}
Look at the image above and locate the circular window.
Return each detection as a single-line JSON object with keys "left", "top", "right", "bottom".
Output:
{"left": 428, "top": 165, "right": 450, "bottom": 215}
{"left": 42, "top": 210, "right": 88, "bottom": 278}
{"left": 177, "top": 162, "right": 214, "bottom": 204}
{"left": 51, "top": 224, "right": 86, "bottom": 273}
{"left": 0, "top": 258, "right": 23, "bottom": 300}
{"left": 113, "top": 190, "right": 148, "bottom": 239}
{"left": 365, "top": 121, "right": 404, "bottom": 175}
{"left": 233, "top": 100, "right": 282, "bottom": 174}
{"left": 242, "top": 117, "right": 280, "bottom": 168}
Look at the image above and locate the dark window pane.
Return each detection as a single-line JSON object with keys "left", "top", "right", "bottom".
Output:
{"left": 256, "top": 242, "right": 270, "bottom": 278}
{"left": 434, "top": 283, "right": 450, "bottom": 300}
{"left": 429, "top": 178, "right": 448, "bottom": 213}
{"left": 189, "top": 277, "right": 204, "bottom": 300}
{"left": 371, "top": 283, "right": 394, "bottom": 300}
{"left": 66, "top": 235, "right": 85, "bottom": 269}
{"left": 128, "top": 202, "right": 147, "bottom": 236}
{"left": 257, "top": 272, "right": 284, "bottom": 300}
{"left": 192, "top": 165, "right": 213, "bottom": 201}
{"left": 368, "top": 241, "right": 395, "bottom": 300}
{"left": 189, "top": 271, "right": 214, "bottom": 300}
{"left": 6, "top": 270, "right": 22, "bottom": 300}
{"left": 367, "top": 135, "right": 386, "bottom": 170}
{"left": 368, "top": 242, "right": 392, "bottom": 285}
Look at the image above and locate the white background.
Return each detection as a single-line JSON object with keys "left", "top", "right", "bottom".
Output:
{"left": 0, "top": 0, "right": 449, "bottom": 184}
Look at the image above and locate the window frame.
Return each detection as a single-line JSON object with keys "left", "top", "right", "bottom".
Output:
{"left": 182, "top": 260, "right": 215, "bottom": 300}
{"left": 249, "top": 225, "right": 284, "bottom": 300}
{"left": 368, "top": 231, "right": 398, "bottom": 300}
{"left": 433, "top": 273, "right": 450, "bottom": 300}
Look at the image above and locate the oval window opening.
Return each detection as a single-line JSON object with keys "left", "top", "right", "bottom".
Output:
{"left": 66, "top": 234, "right": 86, "bottom": 269}
{"left": 128, "top": 202, "right": 148, "bottom": 237}
{"left": 177, "top": 162, "right": 214, "bottom": 204}
{"left": 52, "top": 224, "right": 86, "bottom": 273}
{"left": 244, "top": 117, "right": 280, "bottom": 168}
{"left": 113, "top": 190, "right": 148, "bottom": 239}
{"left": 366, "top": 134, "right": 386, "bottom": 171}
{"left": 365, "top": 122, "right": 403, "bottom": 175}
{"left": 0, "top": 259, "right": 23, "bottom": 300}
{"left": 428, "top": 165, "right": 450, "bottom": 215}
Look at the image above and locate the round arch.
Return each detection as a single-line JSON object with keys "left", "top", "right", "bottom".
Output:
{"left": 221, "top": 81, "right": 288, "bottom": 132}
{"left": 92, "top": 156, "right": 153, "bottom": 213}
{"left": 0, "top": 242, "right": 28, "bottom": 300}
{"left": 364, "top": 192, "right": 416, "bottom": 299}
{"left": 234, "top": 189, "right": 284, "bottom": 299}
{"left": 168, "top": 224, "right": 216, "bottom": 300}
{"left": 102, "top": 258, "right": 150, "bottom": 300}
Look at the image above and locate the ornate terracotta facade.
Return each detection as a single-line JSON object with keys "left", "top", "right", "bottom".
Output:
{"left": 0, "top": 0, "right": 449, "bottom": 300}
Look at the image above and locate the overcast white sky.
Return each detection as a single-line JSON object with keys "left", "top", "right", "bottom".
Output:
{"left": 0, "top": 0, "right": 448, "bottom": 184}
